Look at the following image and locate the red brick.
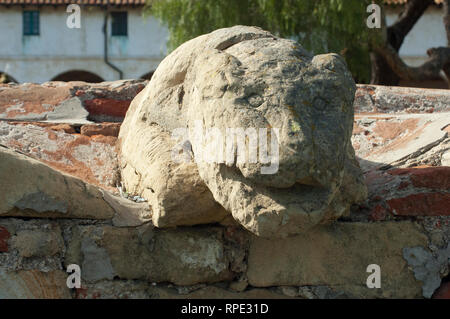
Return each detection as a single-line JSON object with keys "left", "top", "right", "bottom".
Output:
{"left": 387, "top": 193, "right": 450, "bottom": 216}
{"left": 84, "top": 98, "right": 131, "bottom": 118}
{"left": 364, "top": 170, "right": 395, "bottom": 189}
{"left": 389, "top": 167, "right": 450, "bottom": 190}
{"left": 81, "top": 123, "right": 121, "bottom": 137}
{"left": 432, "top": 282, "right": 450, "bottom": 299}
{"left": 0, "top": 226, "right": 11, "bottom": 252}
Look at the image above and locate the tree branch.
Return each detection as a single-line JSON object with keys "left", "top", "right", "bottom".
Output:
{"left": 370, "top": 0, "right": 450, "bottom": 85}
{"left": 444, "top": 0, "right": 450, "bottom": 45}
{"left": 374, "top": 44, "right": 450, "bottom": 82}
{"left": 388, "top": 0, "right": 434, "bottom": 51}
{"left": 442, "top": 0, "right": 450, "bottom": 80}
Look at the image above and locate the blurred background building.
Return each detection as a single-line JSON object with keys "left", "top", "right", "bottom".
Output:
{"left": 0, "top": 0, "right": 447, "bottom": 86}
{"left": 384, "top": 0, "right": 448, "bottom": 88}
{"left": 0, "top": 0, "right": 168, "bottom": 83}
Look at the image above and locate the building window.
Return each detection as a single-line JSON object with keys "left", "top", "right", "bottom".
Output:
{"left": 111, "top": 12, "right": 127, "bottom": 36}
{"left": 23, "top": 11, "right": 40, "bottom": 36}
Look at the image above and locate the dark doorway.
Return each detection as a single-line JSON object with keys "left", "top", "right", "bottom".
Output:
{"left": 52, "top": 70, "right": 104, "bottom": 83}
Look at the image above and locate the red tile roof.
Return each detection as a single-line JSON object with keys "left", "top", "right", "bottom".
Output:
{"left": 384, "top": 0, "right": 443, "bottom": 5}
{"left": 0, "top": 0, "right": 146, "bottom": 5}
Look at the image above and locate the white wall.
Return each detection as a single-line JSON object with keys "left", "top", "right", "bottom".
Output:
{"left": 0, "top": 5, "right": 169, "bottom": 82}
{"left": 3, "top": 5, "right": 446, "bottom": 83}
{"left": 386, "top": 6, "right": 447, "bottom": 67}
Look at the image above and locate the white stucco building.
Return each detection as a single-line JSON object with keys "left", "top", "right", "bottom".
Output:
{"left": 0, "top": 0, "right": 168, "bottom": 83}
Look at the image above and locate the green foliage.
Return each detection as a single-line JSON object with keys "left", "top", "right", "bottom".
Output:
{"left": 146, "top": 0, "right": 382, "bottom": 83}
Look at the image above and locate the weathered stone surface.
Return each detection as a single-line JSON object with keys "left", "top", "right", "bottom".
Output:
{"left": 150, "top": 285, "right": 296, "bottom": 299}
{"left": 65, "top": 225, "right": 234, "bottom": 285}
{"left": 12, "top": 228, "right": 64, "bottom": 258}
{"left": 102, "top": 190, "right": 152, "bottom": 227}
{"left": 442, "top": 149, "right": 450, "bottom": 166}
{"left": 247, "top": 222, "right": 429, "bottom": 298}
{"left": 0, "top": 146, "right": 115, "bottom": 219}
{"left": 353, "top": 113, "right": 450, "bottom": 170}
{"left": 0, "top": 219, "right": 68, "bottom": 273}
{"left": 119, "top": 121, "right": 229, "bottom": 228}
{"left": 354, "top": 85, "right": 450, "bottom": 114}
{"left": 119, "top": 26, "right": 366, "bottom": 238}
{"left": 0, "top": 82, "right": 74, "bottom": 121}
{"left": 0, "top": 269, "right": 71, "bottom": 299}
{"left": 403, "top": 244, "right": 450, "bottom": 298}
{"left": 74, "top": 281, "right": 293, "bottom": 299}
{"left": 74, "top": 280, "right": 152, "bottom": 299}
{"left": 0, "top": 80, "right": 146, "bottom": 123}
{"left": 229, "top": 279, "right": 248, "bottom": 292}
{"left": 0, "top": 121, "right": 119, "bottom": 191}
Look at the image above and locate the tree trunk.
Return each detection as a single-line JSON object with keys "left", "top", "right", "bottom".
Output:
{"left": 371, "top": 52, "right": 401, "bottom": 85}
{"left": 371, "top": 0, "right": 435, "bottom": 85}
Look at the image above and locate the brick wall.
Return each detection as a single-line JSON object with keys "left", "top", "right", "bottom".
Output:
{"left": 0, "top": 81, "right": 448, "bottom": 299}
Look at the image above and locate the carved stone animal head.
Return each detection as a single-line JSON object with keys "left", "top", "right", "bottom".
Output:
{"left": 119, "top": 26, "right": 367, "bottom": 238}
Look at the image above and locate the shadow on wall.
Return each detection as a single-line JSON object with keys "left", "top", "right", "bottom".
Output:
{"left": 0, "top": 72, "right": 17, "bottom": 84}
{"left": 51, "top": 70, "right": 104, "bottom": 83}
